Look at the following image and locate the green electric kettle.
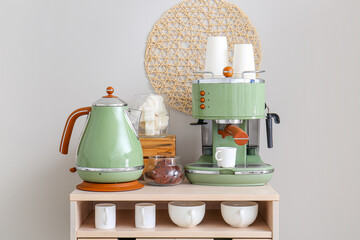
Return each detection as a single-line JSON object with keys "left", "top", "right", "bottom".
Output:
{"left": 59, "top": 87, "right": 144, "bottom": 184}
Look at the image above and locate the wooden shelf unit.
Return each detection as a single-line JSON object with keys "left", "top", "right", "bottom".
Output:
{"left": 70, "top": 182, "right": 279, "bottom": 240}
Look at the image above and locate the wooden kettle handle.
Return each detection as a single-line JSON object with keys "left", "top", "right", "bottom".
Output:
{"left": 59, "top": 107, "right": 91, "bottom": 154}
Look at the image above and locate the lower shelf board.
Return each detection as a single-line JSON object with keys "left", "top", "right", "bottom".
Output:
{"left": 77, "top": 209, "right": 272, "bottom": 238}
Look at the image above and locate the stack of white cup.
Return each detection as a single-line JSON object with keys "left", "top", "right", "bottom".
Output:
{"left": 203, "top": 36, "right": 256, "bottom": 79}
{"left": 232, "top": 44, "right": 256, "bottom": 79}
{"left": 204, "top": 36, "right": 229, "bottom": 78}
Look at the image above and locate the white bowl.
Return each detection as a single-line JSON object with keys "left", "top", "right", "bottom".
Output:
{"left": 168, "top": 201, "right": 206, "bottom": 228}
{"left": 221, "top": 201, "right": 258, "bottom": 228}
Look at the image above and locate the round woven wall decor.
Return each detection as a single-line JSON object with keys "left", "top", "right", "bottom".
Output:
{"left": 145, "top": 0, "right": 262, "bottom": 114}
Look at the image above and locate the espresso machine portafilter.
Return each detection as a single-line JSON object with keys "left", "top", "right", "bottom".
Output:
{"left": 185, "top": 67, "right": 280, "bottom": 186}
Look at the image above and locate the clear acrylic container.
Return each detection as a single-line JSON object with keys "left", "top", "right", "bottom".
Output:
{"left": 134, "top": 94, "right": 170, "bottom": 138}
{"left": 144, "top": 156, "right": 184, "bottom": 186}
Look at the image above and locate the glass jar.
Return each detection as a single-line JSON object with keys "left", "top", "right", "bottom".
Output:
{"left": 133, "top": 94, "right": 170, "bottom": 138}
{"left": 144, "top": 156, "right": 184, "bottom": 186}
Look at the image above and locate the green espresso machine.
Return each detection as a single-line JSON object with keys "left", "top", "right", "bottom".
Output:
{"left": 185, "top": 68, "right": 280, "bottom": 186}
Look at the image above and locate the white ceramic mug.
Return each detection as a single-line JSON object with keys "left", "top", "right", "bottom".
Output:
{"left": 221, "top": 201, "right": 258, "bottom": 228}
{"left": 135, "top": 203, "right": 156, "bottom": 228}
{"left": 95, "top": 203, "right": 116, "bottom": 229}
{"left": 215, "top": 147, "right": 237, "bottom": 168}
{"left": 168, "top": 201, "right": 206, "bottom": 228}
{"left": 233, "top": 44, "right": 256, "bottom": 79}
{"left": 204, "top": 36, "right": 229, "bottom": 78}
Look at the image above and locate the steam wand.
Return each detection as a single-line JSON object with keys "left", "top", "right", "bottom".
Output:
{"left": 265, "top": 104, "right": 280, "bottom": 148}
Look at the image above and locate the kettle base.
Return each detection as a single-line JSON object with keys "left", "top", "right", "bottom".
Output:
{"left": 76, "top": 180, "right": 144, "bottom": 192}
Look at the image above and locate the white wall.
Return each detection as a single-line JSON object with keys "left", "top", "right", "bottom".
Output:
{"left": 1, "top": 0, "right": 360, "bottom": 239}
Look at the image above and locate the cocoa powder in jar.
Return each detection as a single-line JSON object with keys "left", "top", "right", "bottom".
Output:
{"left": 145, "top": 159, "right": 184, "bottom": 185}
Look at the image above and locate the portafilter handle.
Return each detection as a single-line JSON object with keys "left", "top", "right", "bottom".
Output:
{"left": 218, "top": 124, "right": 249, "bottom": 146}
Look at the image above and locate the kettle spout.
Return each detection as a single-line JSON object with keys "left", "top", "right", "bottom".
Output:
{"left": 124, "top": 108, "right": 142, "bottom": 137}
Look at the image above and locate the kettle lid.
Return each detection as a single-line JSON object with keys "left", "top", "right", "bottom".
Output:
{"left": 92, "top": 86, "right": 127, "bottom": 107}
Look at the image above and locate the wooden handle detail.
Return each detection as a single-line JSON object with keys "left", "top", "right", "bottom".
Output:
{"left": 218, "top": 124, "right": 249, "bottom": 146}
{"left": 103, "top": 86, "right": 116, "bottom": 98}
{"left": 59, "top": 107, "right": 91, "bottom": 154}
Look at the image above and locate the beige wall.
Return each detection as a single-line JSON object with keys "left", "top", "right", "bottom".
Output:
{"left": 1, "top": 0, "right": 360, "bottom": 239}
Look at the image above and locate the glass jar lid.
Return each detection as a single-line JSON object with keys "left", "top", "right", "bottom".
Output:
{"left": 148, "top": 155, "right": 181, "bottom": 165}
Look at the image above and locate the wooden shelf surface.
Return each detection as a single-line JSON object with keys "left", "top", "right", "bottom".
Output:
{"left": 70, "top": 182, "right": 279, "bottom": 201}
{"left": 77, "top": 209, "right": 272, "bottom": 238}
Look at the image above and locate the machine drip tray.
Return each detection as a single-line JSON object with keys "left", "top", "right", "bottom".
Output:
{"left": 188, "top": 163, "right": 272, "bottom": 169}
{"left": 185, "top": 163, "right": 274, "bottom": 186}
{"left": 185, "top": 162, "right": 274, "bottom": 176}
{"left": 185, "top": 159, "right": 274, "bottom": 186}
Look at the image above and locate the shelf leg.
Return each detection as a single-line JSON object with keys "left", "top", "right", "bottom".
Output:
{"left": 272, "top": 200, "right": 279, "bottom": 240}
{"left": 258, "top": 200, "right": 279, "bottom": 240}
{"left": 70, "top": 201, "right": 93, "bottom": 240}
{"left": 70, "top": 201, "right": 77, "bottom": 240}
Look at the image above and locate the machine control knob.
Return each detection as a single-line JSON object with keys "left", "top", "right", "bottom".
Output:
{"left": 200, "top": 97, "right": 205, "bottom": 103}
{"left": 200, "top": 104, "right": 205, "bottom": 109}
{"left": 200, "top": 91, "right": 205, "bottom": 96}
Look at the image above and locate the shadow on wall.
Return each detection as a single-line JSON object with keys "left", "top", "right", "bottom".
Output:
{"left": 168, "top": 108, "right": 202, "bottom": 165}
{"left": 23, "top": 152, "right": 81, "bottom": 240}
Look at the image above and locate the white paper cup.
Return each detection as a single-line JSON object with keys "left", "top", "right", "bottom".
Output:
{"left": 233, "top": 44, "right": 256, "bottom": 79}
{"left": 204, "top": 36, "right": 229, "bottom": 78}
{"left": 168, "top": 201, "right": 206, "bottom": 228}
{"left": 215, "top": 147, "right": 237, "bottom": 168}
{"left": 221, "top": 201, "right": 258, "bottom": 228}
{"left": 135, "top": 203, "right": 156, "bottom": 229}
{"left": 95, "top": 203, "right": 116, "bottom": 229}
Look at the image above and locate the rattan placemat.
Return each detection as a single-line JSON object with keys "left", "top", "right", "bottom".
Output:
{"left": 145, "top": 0, "right": 261, "bottom": 114}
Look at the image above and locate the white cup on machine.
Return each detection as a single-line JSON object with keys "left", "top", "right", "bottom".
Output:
{"left": 95, "top": 203, "right": 116, "bottom": 229}
{"left": 215, "top": 147, "right": 237, "bottom": 168}
{"left": 232, "top": 44, "right": 256, "bottom": 79}
{"left": 135, "top": 203, "right": 156, "bottom": 228}
{"left": 204, "top": 36, "right": 229, "bottom": 78}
